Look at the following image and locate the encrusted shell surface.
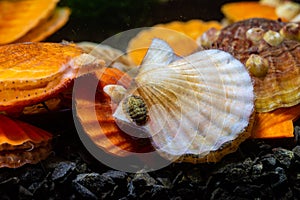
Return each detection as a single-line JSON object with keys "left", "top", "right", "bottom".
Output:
{"left": 0, "top": 115, "right": 52, "bottom": 168}
{"left": 210, "top": 18, "right": 300, "bottom": 112}
{"left": 0, "top": 42, "right": 105, "bottom": 111}
{"left": 106, "top": 39, "right": 254, "bottom": 163}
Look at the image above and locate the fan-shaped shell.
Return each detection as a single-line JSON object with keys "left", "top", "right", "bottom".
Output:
{"left": 0, "top": 42, "right": 105, "bottom": 111}
{"left": 127, "top": 26, "right": 199, "bottom": 65}
{"left": 127, "top": 20, "right": 222, "bottom": 66}
{"left": 0, "top": 0, "right": 59, "bottom": 44}
{"left": 0, "top": 115, "right": 52, "bottom": 168}
{"left": 210, "top": 18, "right": 300, "bottom": 112}
{"left": 15, "top": 7, "right": 71, "bottom": 43}
{"left": 106, "top": 39, "right": 254, "bottom": 163}
{"left": 74, "top": 68, "right": 153, "bottom": 157}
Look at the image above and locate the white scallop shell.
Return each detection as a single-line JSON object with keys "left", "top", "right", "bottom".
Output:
{"left": 104, "top": 39, "right": 254, "bottom": 161}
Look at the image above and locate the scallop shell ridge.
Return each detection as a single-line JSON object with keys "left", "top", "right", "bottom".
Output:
{"left": 112, "top": 39, "right": 254, "bottom": 161}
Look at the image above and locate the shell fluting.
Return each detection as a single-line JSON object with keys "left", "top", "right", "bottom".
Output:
{"left": 110, "top": 39, "right": 254, "bottom": 163}
{"left": 0, "top": 114, "right": 52, "bottom": 168}
{"left": 74, "top": 68, "right": 154, "bottom": 157}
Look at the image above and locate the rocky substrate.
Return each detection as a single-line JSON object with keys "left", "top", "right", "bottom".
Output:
{"left": 1, "top": 121, "right": 300, "bottom": 200}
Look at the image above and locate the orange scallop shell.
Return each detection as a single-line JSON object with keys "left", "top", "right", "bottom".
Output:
{"left": 75, "top": 68, "right": 153, "bottom": 157}
{"left": 0, "top": 115, "right": 52, "bottom": 168}
{"left": 15, "top": 7, "right": 71, "bottom": 43}
{"left": 0, "top": 0, "right": 59, "bottom": 44}
{"left": 221, "top": 1, "right": 281, "bottom": 22}
{"left": 0, "top": 42, "right": 104, "bottom": 111}
{"left": 252, "top": 104, "right": 300, "bottom": 138}
{"left": 127, "top": 20, "right": 222, "bottom": 65}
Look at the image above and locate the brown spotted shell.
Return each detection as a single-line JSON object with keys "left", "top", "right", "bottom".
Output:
{"left": 208, "top": 18, "right": 300, "bottom": 112}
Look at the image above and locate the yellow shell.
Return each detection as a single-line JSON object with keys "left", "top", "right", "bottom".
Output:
{"left": 15, "top": 7, "right": 71, "bottom": 43}
{"left": 105, "top": 39, "right": 254, "bottom": 163}
{"left": 0, "top": 0, "right": 59, "bottom": 44}
{"left": 0, "top": 42, "right": 105, "bottom": 111}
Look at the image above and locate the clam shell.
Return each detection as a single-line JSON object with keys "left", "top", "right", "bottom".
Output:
{"left": 74, "top": 68, "right": 153, "bottom": 157}
{"left": 0, "top": 42, "right": 105, "bottom": 111}
{"left": 0, "top": 115, "right": 52, "bottom": 168}
{"left": 211, "top": 18, "right": 300, "bottom": 112}
{"left": 107, "top": 39, "right": 254, "bottom": 162}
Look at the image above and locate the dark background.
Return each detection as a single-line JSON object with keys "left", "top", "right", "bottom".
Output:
{"left": 47, "top": 0, "right": 258, "bottom": 43}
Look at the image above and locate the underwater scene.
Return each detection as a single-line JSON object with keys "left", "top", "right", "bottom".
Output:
{"left": 1, "top": 0, "right": 300, "bottom": 199}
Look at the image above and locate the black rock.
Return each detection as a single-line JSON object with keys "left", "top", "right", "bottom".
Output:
{"left": 172, "top": 171, "right": 190, "bottom": 188}
{"left": 176, "top": 188, "right": 196, "bottom": 199}
{"left": 259, "top": 154, "right": 277, "bottom": 169}
{"left": 101, "top": 170, "right": 127, "bottom": 183}
{"left": 186, "top": 167, "right": 203, "bottom": 184}
{"left": 0, "top": 176, "right": 19, "bottom": 185}
{"left": 150, "top": 185, "right": 169, "bottom": 199}
{"left": 72, "top": 172, "right": 114, "bottom": 199}
{"left": 101, "top": 170, "right": 128, "bottom": 199}
{"left": 51, "top": 161, "right": 76, "bottom": 183}
{"left": 210, "top": 187, "right": 240, "bottom": 200}
{"left": 273, "top": 148, "right": 294, "bottom": 168}
{"left": 19, "top": 167, "right": 44, "bottom": 185}
{"left": 28, "top": 179, "right": 55, "bottom": 198}
{"left": 232, "top": 184, "right": 262, "bottom": 198}
{"left": 292, "top": 146, "right": 300, "bottom": 160}
{"left": 18, "top": 185, "right": 33, "bottom": 200}
{"left": 271, "top": 167, "right": 288, "bottom": 189}
{"left": 128, "top": 172, "right": 159, "bottom": 199}
{"left": 156, "top": 177, "right": 172, "bottom": 189}
{"left": 73, "top": 181, "right": 98, "bottom": 200}
{"left": 131, "top": 172, "right": 157, "bottom": 187}
{"left": 252, "top": 163, "right": 263, "bottom": 175}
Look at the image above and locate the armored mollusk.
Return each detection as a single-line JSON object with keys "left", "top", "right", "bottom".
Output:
{"left": 104, "top": 39, "right": 254, "bottom": 163}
